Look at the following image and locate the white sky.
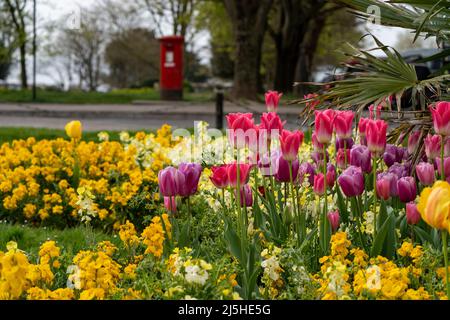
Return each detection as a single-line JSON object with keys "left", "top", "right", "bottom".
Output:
{"left": 5, "top": 0, "right": 437, "bottom": 86}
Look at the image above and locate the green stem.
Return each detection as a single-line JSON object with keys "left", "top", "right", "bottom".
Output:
{"left": 373, "top": 157, "right": 378, "bottom": 238}
{"left": 187, "top": 196, "right": 192, "bottom": 219}
{"left": 442, "top": 231, "right": 450, "bottom": 298}
{"left": 288, "top": 161, "right": 298, "bottom": 235}
{"left": 441, "top": 135, "right": 445, "bottom": 181}
{"left": 323, "top": 145, "right": 328, "bottom": 214}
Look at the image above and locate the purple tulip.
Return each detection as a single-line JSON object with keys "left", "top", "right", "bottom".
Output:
{"left": 406, "top": 202, "right": 421, "bottom": 225}
{"left": 397, "top": 176, "right": 417, "bottom": 203}
{"left": 388, "top": 163, "right": 410, "bottom": 179}
{"left": 383, "top": 144, "right": 407, "bottom": 167}
{"left": 236, "top": 184, "right": 253, "bottom": 208}
{"left": 415, "top": 162, "right": 435, "bottom": 186}
{"left": 275, "top": 154, "right": 299, "bottom": 183}
{"left": 177, "top": 163, "right": 203, "bottom": 197}
{"left": 327, "top": 163, "right": 336, "bottom": 188}
{"left": 311, "top": 150, "right": 329, "bottom": 166}
{"left": 337, "top": 166, "right": 364, "bottom": 197}
{"left": 350, "top": 145, "right": 372, "bottom": 174}
{"left": 335, "top": 137, "right": 354, "bottom": 151}
{"left": 297, "top": 162, "right": 315, "bottom": 186}
{"left": 158, "top": 167, "right": 178, "bottom": 197}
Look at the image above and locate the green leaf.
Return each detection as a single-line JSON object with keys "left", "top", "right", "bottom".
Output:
{"left": 371, "top": 212, "right": 395, "bottom": 257}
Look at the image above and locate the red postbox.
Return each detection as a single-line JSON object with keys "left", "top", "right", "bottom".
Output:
{"left": 159, "top": 36, "right": 184, "bottom": 100}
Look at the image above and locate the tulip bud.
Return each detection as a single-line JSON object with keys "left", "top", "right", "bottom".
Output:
{"left": 334, "top": 111, "right": 354, "bottom": 139}
{"left": 210, "top": 165, "right": 229, "bottom": 189}
{"left": 327, "top": 211, "right": 340, "bottom": 232}
{"left": 275, "top": 154, "right": 299, "bottom": 183}
{"left": 415, "top": 162, "right": 435, "bottom": 186}
{"left": 406, "top": 202, "right": 421, "bottom": 225}
{"left": 158, "top": 167, "right": 178, "bottom": 197}
{"left": 265, "top": 91, "right": 283, "bottom": 113}
{"left": 280, "top": 129, "right": 304, "bottom": 162}
{"left": 366, "top": 119, "right": 388, "bottom": 157}
{"left": 227, "top": 162, "right": 252, "bottom": 188}
{"left": 314, "top": 173, "right": 325, "bottom": 196}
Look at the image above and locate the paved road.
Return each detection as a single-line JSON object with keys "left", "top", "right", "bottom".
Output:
{"left": 0, "top": 102, "right": 305, "bottom": 131}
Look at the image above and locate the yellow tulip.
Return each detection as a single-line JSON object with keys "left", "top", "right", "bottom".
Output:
{"left": 417, "top": 181, "right": 450, "bottom": 232}
{"left": 65, "top": 120, "right": 82, "bottom": 140}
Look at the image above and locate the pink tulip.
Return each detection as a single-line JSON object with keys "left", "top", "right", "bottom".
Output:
{"left": 424, "top": 134, "right": 442, "bottom": 161}
{"left": 406, "top": 202, "right": 421, "bottom": 225}
{"left": 226, "top": 113, "right": 256, "bottom": 149}
{"left": 210, "top": 165, "right": 229, "bottom": 189}
{"left": 358, "top": 117, "right": 370, "bottom": 137}
{"left": 436, "top": 157, "right": 450, "bottom": 182}
{"left": 415, "top": 162, "right": 435, "bottom": 186}
{"left": 327, "top": 211, "right": 340, "bottom": 232}
{"left": 265, "top": 91, "right": 283, "bottom": 112}
{"left": 366, "top": 119, "right": 388, "bottom": 157}
{"left": 260, "top": 112, "right": 285, "bottom": 141}
{"left": 445, "top": 137, "right": 450, "bottom": 157}
{"left": 430, "top": 101, "right": 450, "bottom": 136}
{"left": 227, "top": 162, "right": 252, "bottom": 188}
{"left": 314, "top": 110, "right": 335, "bottom": 144}
{"left": 304, "top": 93, "right": 320, "bottom": 110}
{"left": 337, "top": 166, "right": 365, "bottom": 197}
{"left": 164, "top": 197, "right": 177, "bottom": 213}
{"left": 334, "top": 111, "right": 354, "bottom": 139}
{"left": 313, "top": 173, "right": 325, "bottom": 196}
{"left": 376, "top": 175, "right": 392, "bottom": 200}
{"left": 280, "top": 129, "right": 304, "bottom": 162}
{"left": 407, "top": 131, "right": 421, "bottom": 154}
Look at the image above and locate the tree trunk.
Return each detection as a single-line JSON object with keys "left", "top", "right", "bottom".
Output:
{"left": 19, "top": 41, "right": 28, "bottom": 89}
{"left": 224, "top": 0, "right": 273, "bottom": 100}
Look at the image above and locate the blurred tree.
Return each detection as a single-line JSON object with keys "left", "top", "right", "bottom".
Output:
{"left": 267, "top": 0, "right": 344, "bottom": 94}
{"left": 104, "top": 28, "right": 160, "bottom": 88}
{"left": 1, "top": 0, "right": 29, "bottom": 88}
{"left": 223, "top": 0, "right": 274, "bottom": 100}
{"left": 0, "top": 9, "right": 13, "bottom": 80}
{"left": 59, "top": 8, "right": 106, "bottom": 91}
{"left": 196, "top": 1, "right": 234, "bottom": 80}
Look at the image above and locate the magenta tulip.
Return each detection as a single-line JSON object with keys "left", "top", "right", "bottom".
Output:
{"left": 275, "top": 154, "right": 299, "bottom": 183}
{"left": 297, "top": 162, "right": 315, "bottom": 186}
{"left": 177, "top": 163, "right": 203, "bottom": 197}
{"left": 227, "top": 162, "right": 252, "bottom": 188}
{"left": 158, "top": 167, "right": 178, "bottom": 197}
{"left": 430, "top": 101, "right": 450, "bottom": 136}
{"left": 226, "top": 113, "right": 256, "bottom": 149}
{"left": 327, "top": 211, "right": 340, "bottom": 232}
{"left": 334, "top": 111, "right": 354, "bottom": 139}
{"left": 210, "top": 165, "right": 229, "bottom": 189}
{"left": 358, "top": 117, "right": 370, "bottom": 138}
{"left": 406, "top": 202, "right": 421, "bottom": 225}
{"left": 377, "top": 172, "right": 398, "bottom": 198}
{"left": 314, "top": 110, "right": 335, "bottom": 144}
{"left": 397, "top": 176, "right": 417, "bottom": 203}
{"left": 304, "top": 93, "right": 320, "bottom": 110}
{"left": 280, "top": 129, "right": 304, "bottom": 162}
{"left": 326, "top": 163, "right": 336, "bottom": 188}
{"left": 369, "top": 104, "right": 382, "bottom": 120}
{"left": 313, "top": 173, "right": 325, "bottom": 196}
{"left": 235, "top": 184, "right": 253, "bottom": 208}
{"left": 366, "top": 119, "right": 388, "bottom": 157}
{"left": 265, "top": 91, "right": 283, "bottom": 113}
{"left": 415, "top": 162, "right": 435, "bottom": 186}
{"left": 337, "top": 166, "right": 364, "bottom": 197}
{"left": 436, "top": 157, "right": 450, "bottom": 182}
{"left": 336, "top": 148, "right": 351, "bottom": 169}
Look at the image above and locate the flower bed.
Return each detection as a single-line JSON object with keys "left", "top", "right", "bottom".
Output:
{"left": 1, "top": 98, "right": 450, "bottom": 300}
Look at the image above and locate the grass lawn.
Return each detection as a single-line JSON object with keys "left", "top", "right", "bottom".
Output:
{"left": 0, "top": 223, "right": 119, "bottom": 257}
{"left": 0, "top": 88, "right": 214, "bottom": 104}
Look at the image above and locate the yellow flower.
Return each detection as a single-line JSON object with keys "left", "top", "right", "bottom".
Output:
{"left": 417, "top": 181, "right": 450, "bottom": 232}
{"left": 65, "top": 120, "right": 83, "bottom": 140}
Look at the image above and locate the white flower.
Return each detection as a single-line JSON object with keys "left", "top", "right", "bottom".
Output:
{"left": 184, "top": 265, "right": 209, "bottom": 285}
